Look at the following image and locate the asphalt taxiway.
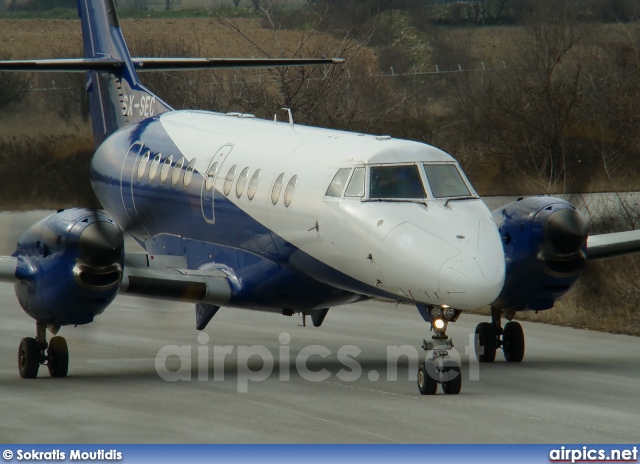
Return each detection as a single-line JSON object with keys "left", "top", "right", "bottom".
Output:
{"left": 0, "top": 212, "right": 638, "bottom": 443}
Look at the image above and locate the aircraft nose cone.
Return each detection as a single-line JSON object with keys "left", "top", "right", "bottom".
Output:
{"left": 79, "top": 221, "right": 124, "bottom": 267}
{"left": 544, "top": 208, "right": 588, "bottom": 255}
{"left": 440, "top": 257, "right": 504, "bottom": 308}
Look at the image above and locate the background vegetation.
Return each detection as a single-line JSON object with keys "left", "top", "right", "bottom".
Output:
{"left": 1, "top": 0, "right": 640, "bottom": 334}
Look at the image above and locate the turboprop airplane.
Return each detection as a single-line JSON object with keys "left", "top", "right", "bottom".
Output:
{"left": 0, "top": 0, "right": 638, "bottom": 395}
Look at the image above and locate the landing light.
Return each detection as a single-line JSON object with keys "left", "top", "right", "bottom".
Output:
{"left": 434, "top": 318, "right": 446, "bottom": 330}
{"left": 443, "top": 307, "right": 457, "bottom": 321}
{"left": 430, "top": 305, "right": 457, "bottom": 322}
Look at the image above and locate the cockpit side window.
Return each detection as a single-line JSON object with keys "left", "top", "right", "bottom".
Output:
{"left": 369, "top": 165, "right": 425, "bottom": 199}
{"left": 325, "top": 168, "right": 351, "bottom": 197}
{"left": 345, "top": 167, "right": 365, "bottom": 197}
{"left": 423, "top": 164, "right": 471, "bottom": 198}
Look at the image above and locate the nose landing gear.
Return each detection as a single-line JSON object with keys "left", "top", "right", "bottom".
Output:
{"left": 474, "top": 306, "right": 525, "bottom": 363}
{"left": 416, "top": 304, "right": 462, "bottom": 395}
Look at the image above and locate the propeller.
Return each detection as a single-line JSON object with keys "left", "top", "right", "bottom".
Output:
{"left": 544, "top": 208, "right": 589, "bottom": 256}
{"left": 79, "top": 220, "right": 124, "bottom": 267}
{"left": 539, "top": 208, "right": 589, "bottom": 275}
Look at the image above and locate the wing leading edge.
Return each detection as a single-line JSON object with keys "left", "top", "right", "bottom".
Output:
{"left": 586, "top": 229, "right": 640, "bottom": 261}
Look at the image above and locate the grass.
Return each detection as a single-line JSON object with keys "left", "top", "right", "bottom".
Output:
{"left": 0, "top": 132, "right": 96, "bottom": 210}
{"left": 0, "top": 7, "right": 78, "bottom": 19}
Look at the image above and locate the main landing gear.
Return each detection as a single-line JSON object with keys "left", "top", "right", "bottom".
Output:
{"left": 416, "top": 305, "right": 462, "bottom": 395}
{"left": 475, "top": 306, "right": 525, "bottom": 363}
{"left": 18, "top": 322, "right": 68, "bottom": 379}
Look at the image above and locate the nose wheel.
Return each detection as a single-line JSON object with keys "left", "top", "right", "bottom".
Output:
{"left": 414, "top": 304, "right": 463, "bottom": 395}
{"left": 415, "top": 304, "right": 463, "bottom": 395}
{"left": 18, "top": 323, "right": 68, "bottom": 379}
{"left": 474, "top": 306, "right": 525, "bottom": 363}
{"left": 417, "top": 338, "right": 462, "bottom": 395}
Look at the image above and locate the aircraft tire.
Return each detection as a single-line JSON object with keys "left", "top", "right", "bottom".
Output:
{"left": 475, "top": 322, "right": 497, "bottom": 363}
{"left": 503, "top": 321, "right": 525, "bottom": 363}
{"left": 441, "top": 362, "right": 461, "bottom": 395}
{"left": 18, "top": 337, "right": 40, "bottom": 379}
{"left": 47, "top": 336, "right": 69, "bottom": 378}
{"left": 417, "top": 363, "right": 437, "bottom": 395}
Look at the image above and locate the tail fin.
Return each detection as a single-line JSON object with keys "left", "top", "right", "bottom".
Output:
{"left": 78, "top": 0, "right": 172, "bottom": 147}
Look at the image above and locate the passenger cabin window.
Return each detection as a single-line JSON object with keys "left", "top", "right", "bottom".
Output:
{"left": 271, "top": 173, "right": 285, "bottom": 205}
{"left": 205, "top": 162, "right": 218, "bottom": 192}
{"left": 149, "top": 153, "right": 161, "bottom": 181}
{"left": 325, "top": 168, "right": 351, "bottom": 197}
{"left": 223, "top": 165, "right": 237, "bottom": 196}
{"left": 160, "top": 155, "right": 173, "bottom": 185}
{"left": 370, "top": 165, "right": 426, "bottom": 199}
{"left": 284, "top": 176, "right": 297, "bottom": 207}
{"left": 345, "top": 167, "right": 365, "bottom": 197}
{"left": 172, "top": 157, "right": 185, "bottom": 187}
{"left": 423, "top": 164, "right": 471, "bottom": 198}
{"left": 236, "top": 168, "right": 249, "bottom": 198}
{"left": 247, "top": 170, "right": 260, "bottom": 200}
{"left": 184, "top": 158, "right": 196, "bottom": 188}
{"left": 137, "top": 149, "right": 151, "bottom": 181}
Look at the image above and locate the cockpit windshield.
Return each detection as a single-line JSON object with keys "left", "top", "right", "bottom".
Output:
{"left": 324, "top": 162, "right": 473, "bottom": 201}
{"left": 370, "top": 165, "right": 426, "bottom": 199}
{"left": 423, "top": 164, "right": 471, "bottom": 198}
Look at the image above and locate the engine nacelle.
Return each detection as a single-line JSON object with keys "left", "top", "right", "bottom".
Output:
{"left": 491, "top": 197, "right": 588, "bottom": 311}
{"left": 13, "top": 208, "right": 124, "bottom": 326}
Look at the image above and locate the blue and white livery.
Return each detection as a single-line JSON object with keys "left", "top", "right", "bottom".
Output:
{"left": 0, "top": 0, "right": 638, "bottom": 395}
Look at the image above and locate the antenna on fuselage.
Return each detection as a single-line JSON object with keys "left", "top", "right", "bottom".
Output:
{"left": 282, "top": 107, "right": 294, "bottom": 127}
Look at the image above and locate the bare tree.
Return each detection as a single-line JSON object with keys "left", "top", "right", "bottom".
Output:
{"left": 131, "top": 0, "right": 147, "bottom": 10}
{"left": 205, "top": 1, "right": 411, "bottom": 132}
{"left": 469, "top": 0, "right": 509, "bottom": 24}
{"left": 0, "top": 54, "right": 29, "bottom": 116}
{"left": 441, "top": 1, "right": 601, "bottom": 193}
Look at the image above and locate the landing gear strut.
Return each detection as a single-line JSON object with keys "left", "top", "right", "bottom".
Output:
{"left": 474, "top": 306, "right": 525, "bottom": 363}
{"left": 416, "top": 305, "right": 462, "bottom": 395}
{"left": 18, "top": 322, "right": 68, "bottom": 379}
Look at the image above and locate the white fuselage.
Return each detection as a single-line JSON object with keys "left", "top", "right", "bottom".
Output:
{"left": 111, "top": 110, "right": 505, "bottom": 310}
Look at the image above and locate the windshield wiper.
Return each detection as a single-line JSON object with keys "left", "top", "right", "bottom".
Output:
{"left": 444, "top": 196, "right": 478, "bottom": 208}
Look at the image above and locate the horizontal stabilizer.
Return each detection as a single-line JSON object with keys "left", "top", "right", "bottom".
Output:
{"left": 131, "top": 57, "right": 344, "bottom": 71}
{"left": 0, "top": 57, "right": 343, "bottom": 73}
{"left": 587, "top": 229, "right": 640, "bottom": 260}
{"left": 0, "top": 58, "right": 123, "bottom": 72}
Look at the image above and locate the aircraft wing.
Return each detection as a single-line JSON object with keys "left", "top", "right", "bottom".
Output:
{"left": 0, "top": 253, "right": 232, "bottom": 306}
{"left": 0, "top": 256, "right": 18, "bottom": 283}
{"left": 586, "top": 230, "right": 640, "bottom": 261}
{"left": 119, "top": 254, "right": 232, "bottom": 305}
